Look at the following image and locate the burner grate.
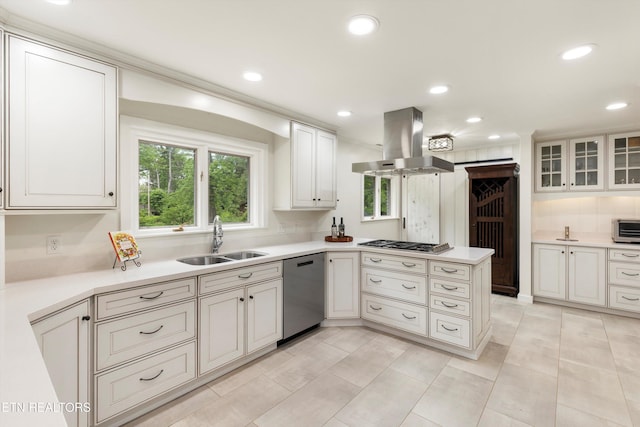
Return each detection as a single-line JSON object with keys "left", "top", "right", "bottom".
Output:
{"left": 358, "top": 239, "right": 452, "bottom": 254}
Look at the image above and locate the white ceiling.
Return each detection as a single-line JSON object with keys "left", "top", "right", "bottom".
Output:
{"left": 0, "top": 0, "right": 639, "bottom": 150}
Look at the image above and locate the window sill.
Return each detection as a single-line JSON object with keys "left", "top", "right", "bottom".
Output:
{"left": 134, "top": 224, "right": 261, "bottom": 239}
{"left": 361, "top": 216, "right": 400, "bottom": 223}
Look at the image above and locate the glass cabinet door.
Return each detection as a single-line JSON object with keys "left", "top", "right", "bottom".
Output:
{"left": 569, "top": 136, "right": 604, "bottom": 190}
{"left": 609, "top": 133, "right": 640, "bottom": 189}
{"left": 536, "top": 141, "right": 566, "bottom": 192}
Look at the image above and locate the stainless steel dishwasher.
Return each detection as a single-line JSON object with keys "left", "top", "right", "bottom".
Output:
{"left": 281, "top": 252, "right": 325, "bottom": 341}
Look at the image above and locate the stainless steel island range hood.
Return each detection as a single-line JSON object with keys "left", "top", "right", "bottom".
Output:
{"left": 352, "top": 107, "right": 454, "bottom": 175}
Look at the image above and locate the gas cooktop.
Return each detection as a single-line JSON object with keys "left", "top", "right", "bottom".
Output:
{"left": 358, "top": 239, "right": 452, "bottom": 254}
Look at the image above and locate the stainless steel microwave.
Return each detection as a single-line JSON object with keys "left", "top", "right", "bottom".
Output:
{"left": 613, "top": 219, "right": 640, "bottom": 243}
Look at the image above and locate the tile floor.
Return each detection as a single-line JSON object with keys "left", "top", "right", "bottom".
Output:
{"left": 127, "top": 295, "right": 640, "bottom": 427}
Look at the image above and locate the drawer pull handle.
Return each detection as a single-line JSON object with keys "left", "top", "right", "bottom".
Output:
{"left": 622, "top": 271, "right": 640, "bottom": 277}
{"left": 369, "top": 278, "right": 382, "bottom": 283}
{"left": 370, "top": 258, "right": 382, "bottom": 263}
{"left": 369, "top": 305, "right": 382, "bottom": 311}
{"left": 402, "top": 262, "right": 416, "bottom": 267}
{"left": 622, "top": 253, "right": 640, "bottom": 258}
{"left": 139, "top": 369, "right": 164, "bottom": 382}
{"left": 441, "top": 325, "right": 459, "bottom": 332}
{"left": 441, "top": 285, "right": 459, "bottom": 291}
{"left": 402, "top": 284, "right": 416, "bottom": 290}
{"left": 441, "top": 267, "right": 459, "bottom": 274}
{"left": 441, "top": 302, "right": 459, "bottom": 308}
{"left": 139, "top": 325, "right": 164, "bottom": 335}
{"left": 622, "top": 296, "right": 640, "bottom": 301}
{"left": 139, "top": 291, "right": 164, "bottom": 300}
{"left": 402, "top": 313, "right": 416, "bottom": 320}
{"left": 238, "top": 272, "right": 253, "bottom": 279}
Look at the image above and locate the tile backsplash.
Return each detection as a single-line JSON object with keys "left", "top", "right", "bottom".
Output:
{"left": 533, "top": 196, "right": 640, "bottom": 236}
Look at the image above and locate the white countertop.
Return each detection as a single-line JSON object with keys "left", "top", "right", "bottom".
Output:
{"left": 0, "top": 238, "right": 493, "bottom": 426}
{"left": 532, "top": 232, "right": 640, "bottom": 250}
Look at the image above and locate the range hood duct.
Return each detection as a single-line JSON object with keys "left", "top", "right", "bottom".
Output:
{"left": 352, "top": 107, "right": 454, "bottom": 175}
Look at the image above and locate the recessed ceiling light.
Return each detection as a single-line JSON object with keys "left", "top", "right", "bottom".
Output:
{"left": 348, "top": 15, "right": 379, "bottom": 35}
{"left": 45, "top": 0, "right": 72, "bottom": 4}
{"left": 606, "top": 102, "right": 628, "bottom": 110}
{"left": 429, "top": 85, "right": 449, "bottom": 95}
{"left": 488, "top": 134, "right": 501, "bottom": 140}
{"left": 243, "top": 71, "right": 263, "bottom": 82}
{"left": 337, "top": 110, "right": 352, "bottom": 117}
{"left": 466, "top": 117, "right": 482, "bottom": 123}
{"left": 562, "top": 44, "right": 594, "bottom": 60}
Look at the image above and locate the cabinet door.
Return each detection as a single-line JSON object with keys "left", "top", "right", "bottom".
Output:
{"left": 199, "top": 288, "right": 245, "bottom": 374}
{"left": 568, "top": 246, "right": 606, "bottom": 306}
{"left": 608, "top": 132, "right": 640, "bottom": 189}
{"left": 32, "top": 300, "right": 90, "bottom": 427}
{"left": 533, "top": 244, "right": 566, "bottom": 299}
{"left": 291, "top": 122, "right": 316, "bottom": 208}
{"left": 326, "top": 252, "right": 360, "bottom": 319}
{"left": 315, "top": 130, "right": 337, "bottom": 208}
{"left": 535, "top": 141, "right": 566, "bottom": 192}
{"left": 569, "top": 136, "right": 604, "bottom": 190}
{"left": 7, "top": 36, "right": 117, "bottom": 208}
{"left": 247, "top": 279, "right": 283, "bottom": 353}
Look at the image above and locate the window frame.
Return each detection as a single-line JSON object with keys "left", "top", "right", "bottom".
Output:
{"left": 361, "top": 174, "right": 399, "bottom": 222}
{"left": 120, "top": 117, "right": 267, "bottom": 236}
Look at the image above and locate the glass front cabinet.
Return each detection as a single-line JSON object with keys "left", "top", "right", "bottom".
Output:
{"left": 608, "top": 132, "right": 640, "bottom": 190}
{"left": 535, "top": 136, "right": 604, "bottom": 192}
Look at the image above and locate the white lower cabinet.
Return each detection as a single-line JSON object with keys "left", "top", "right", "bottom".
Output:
{"left": 95, "top": 342, "right": 196, "bottom": 423}
{"left": 608, "top": 247, "right": 640, "bottom": 313}
{"left": 326, "top": 252, "right": 360, "bottom": 319}
{"left": 361, "top": 293, "right": 427, "bottom": 336}
{"left": 31, "top": 300, "right": 91, "bottom": 427}
{"left": 533, "top": 243, "right": 606, "bottom": 306}
{"left": 198, "top": 265, "right": 283, "bottom": 376}
{"left": 429, "top": 311, "right": 471, "bottom": 348}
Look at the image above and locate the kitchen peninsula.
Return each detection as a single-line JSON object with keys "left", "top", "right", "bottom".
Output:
{"left": 0, "top": 239, "right": 493, "bottom": 426}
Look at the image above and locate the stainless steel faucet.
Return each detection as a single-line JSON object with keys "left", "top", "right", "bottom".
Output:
{"left": 211, "top": 215, "right": 224, "bottom": 253}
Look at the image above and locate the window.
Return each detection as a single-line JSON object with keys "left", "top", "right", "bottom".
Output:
{"left": 138, "top": 142, "right": 196, "bottom": 229}
{"left": 362, "top": 175, "right": 397, "bottom": 220}
{"left": 121, "top": 117, "right": 267, "bottom": 235}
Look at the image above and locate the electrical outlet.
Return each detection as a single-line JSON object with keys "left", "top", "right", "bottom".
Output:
{"left": 47, "top": 235, "right": 62, "bottom": 255}
{"left": 278, "top": 223, "right": 286, "bottom": 233}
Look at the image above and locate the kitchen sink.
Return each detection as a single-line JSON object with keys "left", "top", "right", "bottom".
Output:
{"left": 222, "top": 251, "right": 267, "bottom": 260}
{"left": 177, "top": 255, "right": 233, "bottom": 265}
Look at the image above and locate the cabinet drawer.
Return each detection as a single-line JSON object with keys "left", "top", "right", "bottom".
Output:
{"left": 429, "top": 311, "right": 471, "bottom": 348}
{"left": 96, "top": 278, "right": 196, "bottom": 320}
{"left": 361, "top": 267, "right": 427, "bottom": 304}
{"left": 199, "top": 261, "right": 283, "bottom": 295}
{"left": 96, "top": 301, "right": 196, "bottom": 371}
{"left": 95, "top": 342, "right": 196, "bottom": 423}
{"left": 610, "top": 248, "right": 640, "bottom": 264}
{"left": 361, "top": 252, "right": 427, "bottom": 274}
{"left": 429, "top": 261, "right": 471, "bottom": 282}
{"left": 361, "top": 293, "right": 427, "bottom": 337}
{"left": 609, "top": 286, "right": 640, "bottom": 313}
{"left": 430, "top": 294, "right": 471, "bottom": 317}
{"left": 609, "top": 262, "right": 640, "bottom": 287}
{"left": 430, "top": 278, "right": 471, "bottom": 299}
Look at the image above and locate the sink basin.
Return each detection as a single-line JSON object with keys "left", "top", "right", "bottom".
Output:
{"left": 222, "top": 251, "right": 267, "bottom": 260}
{"left": 177, "top": 255, "right": 234, "bottom": 265}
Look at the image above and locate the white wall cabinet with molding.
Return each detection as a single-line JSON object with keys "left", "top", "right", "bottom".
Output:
{"left": 6, "top": 35, "right": 117, "bottom": 208}
{"left": 274, "top": 121, "right": 337, "bottom": 210}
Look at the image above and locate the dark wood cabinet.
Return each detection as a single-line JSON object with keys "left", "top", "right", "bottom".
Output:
{"left": 466, "top": 163, "right": 519, "bottom": 296}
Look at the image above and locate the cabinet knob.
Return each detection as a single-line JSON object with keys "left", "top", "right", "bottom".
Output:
{"left": 81, "top": 315, "right": 91, "bottom": 321}
{"left": 249, "top": 295, "right": 254, "bottom": 300}
{"left": 0, "top": 187, "right": 3, "bottom": 193}
{"left": 108, "top": 192, "right": 114, "bottom": 197}
{"left": 561, "top": 250, "right": 565, "bottom": 254}
{"left": 239, "top": 297, "right": 245, "bottom": 302}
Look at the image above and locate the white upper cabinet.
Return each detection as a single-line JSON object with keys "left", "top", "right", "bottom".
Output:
{"left": 536, "top": 140, "right": 566, "bottom": 192}
{"left": 536, "top": 137, "right": 604, "bottom": 192}
{"left": 608, "top": 132, "right": 640, "bottom": 190}
{"left": 7, "top": 35, "right": 117, "bottom": 208}
{"left": 288, "top": 121, "right": 337, "bottom": 209}
{"left": 568, "top": 136, "right": 604, "bottom": 191}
